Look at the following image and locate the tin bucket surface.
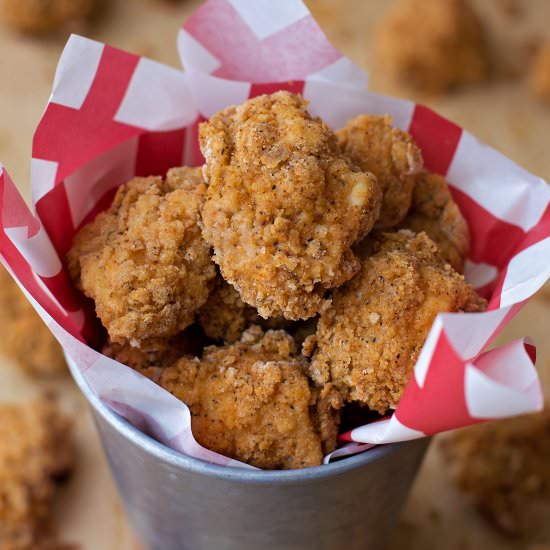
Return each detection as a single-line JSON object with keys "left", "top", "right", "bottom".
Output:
{"left": 69, "top": 355, "right": 429, "bottom": 550}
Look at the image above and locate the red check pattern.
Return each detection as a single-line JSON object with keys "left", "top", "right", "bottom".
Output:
{"left": 0, "top": 0, "right": 548, "bottom": 463}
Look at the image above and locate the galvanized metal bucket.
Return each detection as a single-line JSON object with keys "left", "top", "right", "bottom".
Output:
{"left": 69, "top": 356, "right": 429, "bottom": 550}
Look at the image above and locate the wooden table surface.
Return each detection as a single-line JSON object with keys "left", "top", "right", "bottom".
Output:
{"left": 0, "top": 1, "right": 549, "bottom": 548}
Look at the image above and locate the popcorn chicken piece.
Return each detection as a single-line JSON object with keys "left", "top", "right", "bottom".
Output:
{"left": 0, "top": 0, "right": 94, "bottom": 34}
{"left": 337, "top": 114, "right": 423, "bottom": 229}
{"left": 102, "top": 324, "right": 209, "bottom": 373}
{"left": 440, "top": 409, "right": 550, "bottom": 536}
{"left": 67, "top": 167, "right": 216, "bottom": 350}
{"left": 200, "top": 91, "right": 381, "bottom": 321}
{"left": 198, "top": 276, "right": 290, "bottom": 343}
{"left": 307, "top": 230, "right": 485, "bottom": 414}
{"left": 0, "top": 267, "right": 65, "bottom": 377}
{"left": 0, "top": 397, "right": 73, "bottom": 549}
{"left": 375, "top": 0, "right": 489, "bottom": 94}
{"left": 153, "top": 326, "right": 341, "bottom": 469}
{"left": 402, "top": 172, "right": 470, "bottom": 272}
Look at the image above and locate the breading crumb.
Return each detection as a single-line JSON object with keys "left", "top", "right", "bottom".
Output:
{"left": 0, "top": 267, "right": 66, "bottom": 377}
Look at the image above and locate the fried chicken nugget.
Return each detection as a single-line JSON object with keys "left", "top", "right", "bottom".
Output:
{"left": 337, "top": 114, "right": 423, "bottom": 229}
{"left": 0, "top": 397, "right": 73, "bottom": 549}
{"left": 0, "top": 267, "right": 65, "bottom": 377}
{"left": 440, "top": 409, "right": 550, "bottom": 536}
{"left": 198, "top": 276, "right": 290, "bottom": 343}
{"left": 401, "top": 172, "right": 470, "bottom": 272}
{"left": 102, "top": 324, "right": 210, "bottom": 374}
{"left": 307, "top": 230, "right": 485, "bottom": 414}
{"left": 151, "top": 326, "right": 341, "bottom": 469}
{"left": 529, "top": 39, "right": 550, "bottom": 104}
{"left": 67, "top": 167, "right": 216, "bottom": 350}
{"left": 0, "top": 0, "right": 95, "bottom": 34}
{"left": 375, "top": 0, "right": 489, "bottom": 94}
{"left": 199, "top": 91, "right": 381, "bottom": 321}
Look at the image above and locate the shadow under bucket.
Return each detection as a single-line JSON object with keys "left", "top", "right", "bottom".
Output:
{"left": 70, "top": 356, "right": 429, "bottom": 550}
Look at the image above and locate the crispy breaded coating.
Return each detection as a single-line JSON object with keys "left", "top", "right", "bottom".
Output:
{"left": 0, "top": 267, "right": 65, "bottom": 377}
{"left": 153, "top": 326, "right": 340, "bottom": 469}
{"left": 530, "top": 39, "right": 550, "bottom": 103}
{"left": 67, "top": 167, "right": 216, "bottom": 350}
{"left": 0, "top": 0, "right": 94, "bottom": 34}
{"left": 0, "top": 397, "right": 73, "bottom": 549}
{"left": 337, "top": 114, "right": 423, "bottom": 229}
{"left": 199, "top": 91, "right": 381, "bottom": 321}
{"left": 102, "top": 324, "right": 209, "bottom": 373}
{"left": 307, "top": 231, "right": 486, "bottom": 414}
{"left": 401, "top": 172, "right": 470, "bottom": 272}
{"left": 440, "top": 410, "right": 550, "bottom": 536}
{"left": 375, "top": 0, "right": 489, "bottom": 94}
{"left": 198, "top": 276, "right": 290, "bottom": 343}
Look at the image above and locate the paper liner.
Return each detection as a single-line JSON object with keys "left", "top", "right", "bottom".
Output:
{"left": 0, "top": 0, "right": 548, "bottom": 467}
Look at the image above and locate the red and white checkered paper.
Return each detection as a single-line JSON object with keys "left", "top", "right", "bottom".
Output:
{"left": 1, "top": 0, "right": 549, "bottom": 468}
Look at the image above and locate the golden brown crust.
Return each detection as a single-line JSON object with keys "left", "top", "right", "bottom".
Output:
{"left": 308, "top": 230, "right": 486, "bottom": 414}
{"left": 0, "top": 0, "right": 94, "bottom": 34}
{"left": 0, "top": 267, "right": 65, "bottom": 377}
{"left": 198, "top": 276, "right": 290, "bottom": 343}
{"left": 337, "top": 114, "right": 423, "bottom": 229}
{"left": 153, "top": 326, "right": 340, "bottom": 469}
{"left": 440, "top": 410, "right": 550, "bottom": 536}
{"left": 67, "top": 167, "right": 216, "bottom": 350}
{"left": 102, "top": 324, "right": 208, "bottom": 373}
{"left": 199, "top": 91, "right": 382, "bottom": 320}
{"left": 401, "top": 172, "right": 470, "bottom": 272}
{"left": 375, "top": 0, "right": 489, "bottom": 94}
{"left": 0, "top": 397, "right": 73, "bottom": 549}
{"left": 529, "top": 39, "right": 550, "bottom": 103}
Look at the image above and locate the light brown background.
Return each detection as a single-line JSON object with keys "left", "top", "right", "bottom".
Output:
{"left": 0, "top": 0, "right": 549, "bottom": 548}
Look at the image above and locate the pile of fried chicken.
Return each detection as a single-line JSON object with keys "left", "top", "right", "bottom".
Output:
{"left": 67, "top": 91, "right": 486, "bottom": 470}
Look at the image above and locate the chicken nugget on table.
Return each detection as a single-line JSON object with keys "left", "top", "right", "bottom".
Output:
{"left": 374, "top": 0, "right": 489, "bottom": 94}
{"left": 440, "top": 409, "right": 550, "bottom": 536}
{"left": 0, "top": 267, "right": 66, "bottom": 378}
{"left": 0, "top": 397, "right": 73, "bottom": 549}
